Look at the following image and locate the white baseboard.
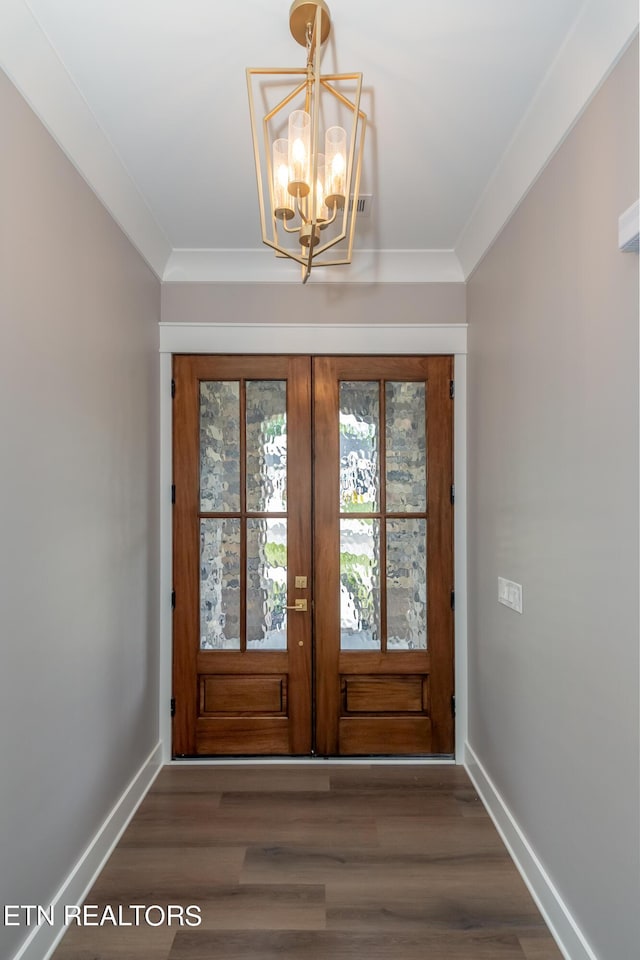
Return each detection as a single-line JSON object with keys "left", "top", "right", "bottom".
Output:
{"left": 11, "top": 742, "right": 163, "bottom": 960}
{"left": 464, "top": 742, "right": 598, "bottom": 960}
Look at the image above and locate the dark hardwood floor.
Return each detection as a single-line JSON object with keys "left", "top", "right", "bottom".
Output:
{"left": 51, "top": 764, "right": 563, "bottom": 960}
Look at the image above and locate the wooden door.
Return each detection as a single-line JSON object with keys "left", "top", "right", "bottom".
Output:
{"left": 313, "top": 356, "right": 454, "bottom": 755}
{"left": 172, "top": 354, "right": 454, "bottom": 757}
{"left": 172, "top": 355, "right": 312, "bottom": 755}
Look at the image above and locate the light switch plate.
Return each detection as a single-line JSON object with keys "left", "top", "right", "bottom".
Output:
{"left": 498, "top": 577, "right": 523, "bottom": 613}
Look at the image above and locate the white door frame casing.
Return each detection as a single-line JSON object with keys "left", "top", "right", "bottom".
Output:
{"left": 158, "top": 323, "right": 468, "bottom": 763}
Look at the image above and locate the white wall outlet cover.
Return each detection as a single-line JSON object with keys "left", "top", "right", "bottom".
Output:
{"left": 498, "top": 576, "right": 523, "bottom": 613}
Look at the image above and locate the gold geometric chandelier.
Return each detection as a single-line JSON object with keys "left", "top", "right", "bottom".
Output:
{"left": 247, "top": 0, "right": 366, "bottom": 283}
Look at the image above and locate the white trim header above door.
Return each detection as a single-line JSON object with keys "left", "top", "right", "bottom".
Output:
{"left": 159, "top": 323, "right": 467, "bottom": 356}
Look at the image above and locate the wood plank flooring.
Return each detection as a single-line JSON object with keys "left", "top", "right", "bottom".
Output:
{"left": 51, "top": 765, "right": 563, "bottom": 960}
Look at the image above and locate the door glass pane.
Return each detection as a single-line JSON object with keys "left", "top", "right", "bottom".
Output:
{"left": 246, "top": 519, "right": 287, "bottom": 651}
{"left": 200, "top": 381, "right": 240, "bottom": 512}
{"left": 340, "top": 381, "right": 379, "bottom": 512}
{"left": 386, "top": 381, "right": 426, "bottom": 512}
{"left": 200, "top": 518, "right": 241, "bottom": 650}
{"left": 387, "top": 518, "right": 427, "bottom": 650}
{"left": 246, "top": 381, "right": 287, "bottom": 512}
{"left": 340, "top": 518, "right": 381, "bottom": 649}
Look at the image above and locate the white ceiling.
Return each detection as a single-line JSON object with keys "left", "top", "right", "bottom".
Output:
{"left": 1, "top": 0, "right": 637, "bottom": 282}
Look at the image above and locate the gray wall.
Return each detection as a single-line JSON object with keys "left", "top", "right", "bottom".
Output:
{"left": 161, "top": 281, "right": 466, "bottom": 325}
{"left": 0, "top": 71, "right": 161, "bottom": 959}
{"left": 467, "top": 39, "right": 639, "bottom": 960}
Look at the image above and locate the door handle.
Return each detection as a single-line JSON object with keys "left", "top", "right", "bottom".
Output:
{"left": 286, "top": 599, "right": 308, "bottom": 612}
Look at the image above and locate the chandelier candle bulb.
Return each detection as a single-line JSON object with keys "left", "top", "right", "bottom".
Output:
{"left": 288, "top": 110, "right": 311, "bottom": 196}
{"left": 273, "top": 139, "right": 295, "bottom": 220}
{"left": 315, "top": 153, "right": 329, "bottom": 223}
{"left": 325, "top": 125, "right": 347, "bottom": 206}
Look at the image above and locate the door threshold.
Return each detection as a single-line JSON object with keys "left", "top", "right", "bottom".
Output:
{"left": 169, "top": 756, "right": 457, "bottom": 765}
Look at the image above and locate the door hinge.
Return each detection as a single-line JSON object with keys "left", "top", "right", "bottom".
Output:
{"left": 449, "top": 379, "right": 455, "bottom": 399}
{"left": 450, "top": 483, "right": 455, "bottom": 505}
{"left": 170, "top": 698, "right": 176, "bottom": 718}
{"left": 171, "top": 484, "right": 176, "bottom": 504}
{"left": 171, "top": 589, "right": 176, "bottom": 610}
{"left": 450, "top": 589, "right": 455, "bottom": 610}
{"left": 451, "top": 695, "right": 456, "bottom": 717}
{"left": 171, "top": 378, "right": 176, "bottom": 399}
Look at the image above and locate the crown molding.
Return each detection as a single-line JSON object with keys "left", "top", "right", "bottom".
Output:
{"left": 163, "top": 249, "right": 465, "bottom": 284}
{"left": 456, "top": 0, "right": 639, "bottom": 279}
{"left": 0, "top": 0, "right": 172, "bottom": 278}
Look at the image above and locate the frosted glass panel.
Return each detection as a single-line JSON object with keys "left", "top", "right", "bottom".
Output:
{"left": 340, "top": 381, "right": 379, "bottom": 512}
{"left": 340, "top": 518, "right": 381, "bottom": 649}
{"left": 200, "top": 381, "right": 240, "bottom": 512}
{"left": 200, "top": 519, "right": 241, "bottom": 650}
{"left": 246, "top": 380, "right": 287, "bottom": 513}
{"left": 387, "top": 519, "right": 427, "bottom": 650}
{"left": 386, "top": 381, "right": 426, "bottom": 512}
{"left": 246, "top": 519, "right": 288, "bottom": 651}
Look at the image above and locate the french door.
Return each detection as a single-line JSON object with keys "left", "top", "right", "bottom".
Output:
{"left": 172, "top": 354, "right": 454, "bottom": 757}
